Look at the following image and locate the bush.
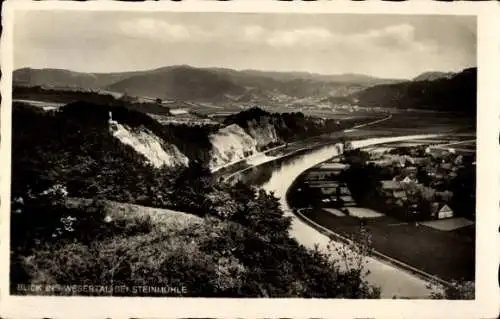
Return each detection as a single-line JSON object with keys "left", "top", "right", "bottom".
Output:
{"left": 11, "top": 102, "right": 381, "bottom": 298}
{"left": 428, "top": 280, "right": 475, "bottom": 300}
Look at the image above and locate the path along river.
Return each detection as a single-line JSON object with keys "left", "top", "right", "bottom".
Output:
{"left": 254, "top": 133, "right": 443, "bottom": 298}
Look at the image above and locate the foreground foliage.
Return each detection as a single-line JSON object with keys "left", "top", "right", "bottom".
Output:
{"left": 11, "top": 103, "right": 380, "bottom": 298}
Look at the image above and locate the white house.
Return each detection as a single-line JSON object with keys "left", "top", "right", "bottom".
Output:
{"left": 431, "top": 203, "right": 454, "bottom": 219}
{"left": 170, "top": 108, "right": 189, "bottom": 116}
{"left": 438, "top": 204, "right": 454, "bottom": 219}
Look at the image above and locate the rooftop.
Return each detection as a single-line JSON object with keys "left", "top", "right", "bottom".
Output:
{"left": 381, "top": 180, "right": 403, "bottom": 190}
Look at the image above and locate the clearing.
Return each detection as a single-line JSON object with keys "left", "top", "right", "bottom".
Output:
{"left": 420, "top": 217, "right": 475, "bottom": 231}
{"left": 345, "top": 207, "right": 385, "bottom": 219}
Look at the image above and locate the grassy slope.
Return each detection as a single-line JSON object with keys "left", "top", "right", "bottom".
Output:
{"left": 302, "top": 210, "right": 475, "bottom": 282}
{"left": 65, "top": 198, "right": 203, "bottom": 232}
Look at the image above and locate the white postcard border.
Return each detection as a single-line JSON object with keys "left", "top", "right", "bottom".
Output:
{"left": 1, "top": 1, "right": 499, "bottom": 318}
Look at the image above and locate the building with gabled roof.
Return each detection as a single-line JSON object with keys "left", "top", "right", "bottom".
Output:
{"left": 381, "top": 180, "right": 403, "bottom": 190}
{"left": 340, "top": 195, "right": 356, "bottom": 206}
{"left": 430, "top": 203, "right": 454, "bottom": 220}
{"left": 393, "top": 190, "right": 408, "bottom": 200}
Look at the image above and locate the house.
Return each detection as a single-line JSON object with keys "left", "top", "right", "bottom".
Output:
{"left": 454, "top": 155, "right": 464, "bottom": 165}
{"left": 434, "top": 173, "right": 445, "bottom": 180}
{"left": 339, "top": 186, "right": 352, "bottom": 196}
{"left": 440, "top": 163, "right": 453, "bottom": 171}
{"left": 304, "top": 171, "right": 331, "bottom": 181}
{"left": 318, "top": 162, "right": 349, "bottom": 171}
{"left": 392, "top": 175, "right": 403, "bottom": 182}
{"left": 307, "top": 181, "right": 341, "bottom": 188}
{"left": 395, "top": 199, "right": 405, "bottom": 207}
{"left": 340, "top": 195, "right": 356, "bottom": 206}
{"left": 368, "top": 159, "right": 393, "bottom": 166}
{"left": 430, "top": 203, "right": 454, "bottom": 219}
{"left": 320, "top": 187, "right": 338, "bottom": 195}
{"left": 437, "top": 204, "right": 454, "bottom": 219}
{"left": 397, "top": 157, "right": 407, "bottom": 167}
{"left": 401, "top": 176, "right": 418, "bottom": 184}
{"left": 403, "top": 166, "right": 418, "bottom": 175}
{"left": 393, "top": 190, "right": 408, "bottom": 201}
{"left": 424, "top": 165, "right": 438, "bottom": 177}
{"left": 170, "top": 108, "right": 189, "bottom": 116}
{"left": 381, "top": 180, "right": 402, "bottom": 190}
{"left": 435, "top": 191, "right": 453, "bottom": 201}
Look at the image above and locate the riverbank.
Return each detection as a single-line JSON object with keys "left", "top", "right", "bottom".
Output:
{"left": 213, "top": 113, "right": 393, "bottom": 181}
{"left": 291, "top": 207, "right": 452, "bottom": 288}
{"left": 285, "top": 137, "right": 475, "bottom": 284}
{"left": 259, "top": 134, "right": 444, "bottom": 298}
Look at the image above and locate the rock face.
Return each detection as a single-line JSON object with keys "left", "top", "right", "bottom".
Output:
{"left": 209, "top": 124, "right": 258, "bottom": 169}
{"left": 111, "top": 123, "right": 189, "bottom": 168}
{"left": 245, "top": 117, "right": 281, "bottom": 150}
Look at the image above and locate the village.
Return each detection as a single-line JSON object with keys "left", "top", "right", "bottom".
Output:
{"left": 287, "top": 136, "right": 476, "bottom": 282}
{"left": 296, "top": 136, "right": 476, "bottom": 224}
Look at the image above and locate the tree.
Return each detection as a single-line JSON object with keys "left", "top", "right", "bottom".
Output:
{"left": 171, "top": 161, "right": 215, "bottom": 215}
{"left": 428, "top": 280, "right": 475, "bottom": 300}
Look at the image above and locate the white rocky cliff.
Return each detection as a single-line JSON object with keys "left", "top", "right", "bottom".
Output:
{"left": 109, "top": 111, "right": 189, "bottom": 168}
{"left": 245, "top": 117, "right": 281, "bottom": 150}
{"left": 208, "top": 124, "right": 258, "bottom": 169}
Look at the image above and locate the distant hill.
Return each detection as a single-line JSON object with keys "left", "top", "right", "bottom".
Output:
{"left": 13, "top": 67, "right": 141, "bottom": 89}
{"left": 14, "top": 65, "right": 403, "bottom": 103}
{"left": 107, "top": 65, "right": 246, "bottom": 101}
{"left": 413, "top": 71, "right": 456, "bottom": 82}
{"left": 232, "top": 69, "right": 404, "bottom": 86}
{"left": 14, "top": 65, "right": 472, "bottom": 112}
{"left": 351, "top": 67, "right": 476, "bottom": 114}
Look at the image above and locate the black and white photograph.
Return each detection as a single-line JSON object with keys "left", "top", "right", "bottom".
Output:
{"left": 1, "top": 1, "right": 499, "bottom": 318}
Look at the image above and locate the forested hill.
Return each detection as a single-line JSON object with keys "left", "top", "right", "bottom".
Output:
{"left": 223, "top": 106, "right": 356, "bottom": 144}
{"left": 12, "top": 101, "right": 359, "bottom": 173}
{"left": 351, "top": 67, "right": 477, "bottom": 114}
{"left": 11, "top": 101, "right": 381, "bottom": 299}
{"left": 14, "top": 65, "right": 403, "bottom": 103}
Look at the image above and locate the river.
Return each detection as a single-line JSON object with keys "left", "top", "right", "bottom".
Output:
{"left": 239, "top": 133, "right": 443, "bottom": 298}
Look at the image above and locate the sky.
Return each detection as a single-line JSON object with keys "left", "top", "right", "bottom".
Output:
{"left": 13, "top": 11, "right": 476, "bottom": 79}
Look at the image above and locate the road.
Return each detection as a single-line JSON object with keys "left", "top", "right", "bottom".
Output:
{"left": 350, "top": 114, "right": 393, "bottom": 130}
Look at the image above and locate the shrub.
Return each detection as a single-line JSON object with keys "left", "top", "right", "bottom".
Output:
{"left": 428, "top": 280, "right": 475, "bottom": 300}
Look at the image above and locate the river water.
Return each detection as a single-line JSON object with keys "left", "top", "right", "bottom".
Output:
{"left": 241, "top": 133, "right": 443, "bottom": 298}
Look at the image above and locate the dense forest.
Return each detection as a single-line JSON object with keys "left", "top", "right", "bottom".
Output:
{"left": 351, "top": 68, "right": 476, "bottom": 114}
{"left": 13, "top": 86, "right": 172, "bottom": 115}
{"left": 10, "top": 102, "right": 381, "bottom": 298}
{"left": 224, "top": 106, "right": 359, "bottom": 146}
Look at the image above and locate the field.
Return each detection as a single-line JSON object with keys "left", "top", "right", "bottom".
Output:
{"left": 344, "top": 207, "right": 384, "bottom": 218}
{"left": 13, "top": 99, "right": 66, "bottom": 111}
{"left": 301, "top": 208, "right": 475, "bottom": 282}
{"left": 420, "top": 218, "right": 475, "bottom": 231}
{"left": 355, "top": 111, "right": 475, "bottom": 135}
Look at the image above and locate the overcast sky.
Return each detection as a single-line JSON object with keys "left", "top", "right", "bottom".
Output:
{"left": 14, "top": 11, "right": 476, "bottom": 79}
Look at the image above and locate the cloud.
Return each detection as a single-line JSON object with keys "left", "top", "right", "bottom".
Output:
{"left": 232, "top": 23, "right": 437, "bottom": 58}
{"left": 243, "top": 25, "right": 265, "bottom": 41}
{"left": 119, "top": 18, "right": 209, "bottom": 42}
{"left": 352, "top": 24, "right": 420, "bottom": 50}
{"left": 13, "top": 12, "right": 473, "bottom": 78}
{"left": 265, "top": 28, "right": 333, "bottom": 47}
{"left": 114, "top": 18, "right": 434, "bottom": 57}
